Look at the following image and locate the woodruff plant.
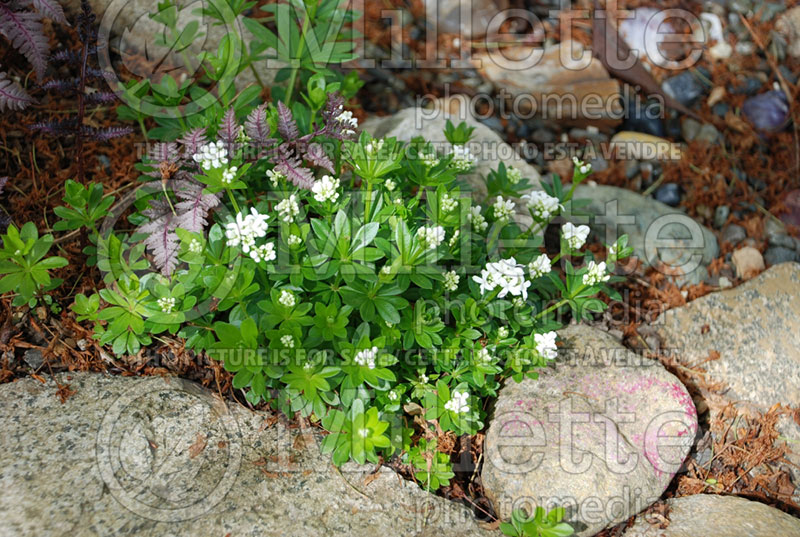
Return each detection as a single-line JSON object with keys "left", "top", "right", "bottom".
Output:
{"left": 69, "top": 90, "right": 631, "bottom": 493}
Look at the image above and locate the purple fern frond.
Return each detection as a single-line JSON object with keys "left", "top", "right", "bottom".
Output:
{"left": 83, "top": 91, "right": 118, "bottom": 105}
{"left": 218, "top": 107, "right": 238, "bottom": 144}
{"left": 40, "top": 78, "right": 79, "bottom": 91}
{"left": 274, "top": 146, "right": 314, "bottom": 190}
{"left": 81, "top": 125, "right": 134, "bottom": 141}
{"left": 31, "top": 0, "right": 68, "bottom": 25}
{"left": 178, "top": 127, "right": 207, "bottom": 157}
{"left": 0, "top": 5, "right": 49, "bottom": 79}
{"left": 29, "top": 118, "right": 79, "bottom": 134}
{"left": 244, "top": 104, "right": 274, "bottom": 146}
{"left": 173, "top": 180, "right": 221, "bottom": 234}
{"left": 276, "top": 101, "right": 299, "bottom": 141}
{"left": 305, "top": 142, "right": 334, "bottom": 173}
{"left": 0, "top": 71, "right": 32, "bottom": 111}
{"left": 138, "top": 199, "right": 180, "bottom": 277}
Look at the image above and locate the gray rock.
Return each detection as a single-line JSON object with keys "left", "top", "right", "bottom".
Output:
{"left": 569, "top": 184, "right": 719, "bottom": 286}
{"left": 482, "top": 325, "right": 697, "bottom": 537}
{"left": 694, "top": 124, "right": 720, "bottom": 144}
{"left": 721, "top": 224, "right": 747, "bottom": 246}
{"left": 362, "top": 107, "right": 542, "bottom": 225}
{"left": 653, "top": 263, "right": 800, "bottom": 411}
{"left": 713, "top": 205, "right": 730, "bottom": 229}
{"left": 663, "top": 72, "right": 706, "bottom": 107}
{"left": 764, "top": 246, "right": 799, "bottom": 265}
{"left": 621, "top": 494, "right": 800, "bottom": 536}
{"left": 680, "top": 119, "right": 701, "bottom": 142}
{"left": 22, "top": 349, "right": 43, "bottom": 369}
{"left": 768, "top": 233, "right": 798, "bottom": 250}
{"left": 431, "top": 0, "right": 506, "bottom": 39}
{"left": 0, "top": 374, "right": 493, "bottom": 537}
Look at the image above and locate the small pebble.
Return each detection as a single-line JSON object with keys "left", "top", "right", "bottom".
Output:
{"left": 742, "top": 90, "right": 790, "bottom": 132}
{"left": 23, "top": 349, "right": 44, "bottom": 370}
{"left": 721, "top": 224, "right": 747, "bottom": 245}
{"left": 732, "top": 247, "right": 765, "bottom": 279}
{"left": 662, "top": 72, "right": 707, "bottom": 107}
{"left": 769, "top": 234, "right": 797, "bottom": 250}
{"left": 764, "top": 246, "right": 799, "bottom": 265}
{"left": 653, "top": 183, "right": 682, "bottom": 206}
{"left": 709, "top": 41, "right": 732, "bottom": 60}
{"left": 713, "top": 205, "right": 730, "bottom": 228}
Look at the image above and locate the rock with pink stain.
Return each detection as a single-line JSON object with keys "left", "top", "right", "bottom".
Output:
{"left": 482, "top": 324, "right": 697, "bottom": 537}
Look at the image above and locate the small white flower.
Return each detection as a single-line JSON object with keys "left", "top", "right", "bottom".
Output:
{"left": 419, "top": 373, "right": 429, "bottom": 384}
{"left": 385, "top": 179, "right": 396, "bottom": 192}
{"left": 278, "top": 290, "right": 296, "bottom": 308}
{"left": 450, "top": 144, "right": 477, "bottom": 172}
{"left": 157, "top": 297, "right": 176, "bottom": 314}
{"left": 582, "top": 260, "right": 610, "bottom": 286}
{"left": 608, "top": 243, "right": 618, "bottom": 257}
{"left": 521, "top": 191, "right": 561, "bottom": 221}
{"left": 192, "top": 141, "right": 228, "bottom": 171}
{"left": 188, "top": 239, "right": 203, "bottom": 254}
{"left": 476, "top": 348, "right": 493, "bottom": 364}
{"left": 225, "top": 208, "right": 269, "bottom": 254}
{"left": 287, "top": 234, "right": 302, "bottom": 246}
{"left": 354, "top": 346, "right": 378, "bottom": 369}
{"left": 335, "top": 107, "right": 358, "bottom": 136}
{"left": 281, "top": 334, "right": 294, "bottom": 348}
{"left": 266, "top": 168, "right": 285, "bottom": 187}
{"left": 440, "top": 193, "right": 457, "bottom": 213}
{"left": 467, "top": 206, "right": 488, "bottom": 232}
{"left": 528, "top": 255, "right": 551, "bottom": 279}
{"left": 381, "top": 265, "right": 392, "bottom": 275}
{"left": 387, "top": 390, "right": 399, "bottom": 401}
{"left": 236, "top": 125, "right": 250, "bottom": 143}
{"left": 357, "top": 427, "right": 370, "bottom": 438}
{"left": 449, "top": 229, "right": 460, "bottom": 247}
{"left": 512, "top": 297, "right": 525, "bottom": 308}
{"left": 250, "top": 242, "right": 276, "bottom": 263}
{"left": 562, "top": 222, "right": 590, "bottom": 250}
{"left": 444, "top": 390, "right": 470, "bottom": 414}
{"left": 493, "top": 196, "right": 515, "bottom": 221}
{"left": 472, "top": 257, "right": 531, "bottom": 300}
{"left": 416, "top": 226, "right": 445, "bottom": 249}
{"left": 507, "top": 166, "right": 523, "bottom": 184}
{"left": 365, "top": 138, "right": 384, "bottom": 155}
{"left": 421, "top": 151, "right": 440, "bottom": 168}
{"left": 573, "top": 156, "right": 592, "bottom": 175}
{"left": 534, "top": 331, "right": 558, "bottom": 360}
{"left": 498, "top": 326, "right": 509, "bottom": 339}
{"left": 221, "top": 165, "right": 238, "bottom": 185}
{"left": 443, "top": 270, "right": 460, "bottom": 292}
{"left": 311, "top": 175, "right": 340, "bottom": 203}
{"left": 276, "top": 195, "right": 300, "bottom": 223}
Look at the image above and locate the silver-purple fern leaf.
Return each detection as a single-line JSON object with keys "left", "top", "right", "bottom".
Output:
{"left": 30, "top": 0, "right": 68, "bottom": 25}
{"left": 0, "top": 71, "right": 32, "bottom": 111}
{"left": 0, "top": 4, "right": 50, "bottom": 80}
{"left": 138, "top": 200, "right": 181, "bottom": 277}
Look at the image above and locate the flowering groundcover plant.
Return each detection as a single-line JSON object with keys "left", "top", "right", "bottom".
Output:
{"left": 66, "top": 91, "right": 632, "bottom": 486}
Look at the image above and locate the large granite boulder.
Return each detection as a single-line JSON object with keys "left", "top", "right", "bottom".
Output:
{"left": 481, "top": 325, "right": 697, "bottom": 536}
{"left": 0, "top": 373, "right": 494, "bottom": 537}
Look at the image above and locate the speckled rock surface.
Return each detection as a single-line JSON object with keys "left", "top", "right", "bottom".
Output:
{"left": 654, "top": 262, "right": 800, "bottom": 410}
{"left": 362, "top": 107, "right": 541, "bottom": 225}
{"left": 569, "top": 184, "right": 718, "bottom": 286}
{"left": 481, "top": 325, "right": 697, "bottom": 537}
{"left": 0, "top": 373, "right": 494, "bottom": 537}
{"left": 621, "top": 494, "right": 800, "bottom": 537}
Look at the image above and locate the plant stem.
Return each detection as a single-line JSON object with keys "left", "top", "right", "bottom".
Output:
{"left": 284, "top": 10, "right": 311, "bottom": 106}
{"left": 364, "top": 180, "right": 373, "bottom": 221}
{"left": 533, "top": 298, "right": 567, "bottom": 321}
{"left": 227, "top": 189, "right": 240, "bottom": 214}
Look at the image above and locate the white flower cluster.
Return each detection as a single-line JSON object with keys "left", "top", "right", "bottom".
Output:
{"left": 443, "top": 270, "right": 460, "bottom": 292}
{"left": 387, "top": 390, "right": 399, "bottom": 401}
{"left": 476, "top": 347, "right": 494, "bottom": 364}
{"left": 365, "top": 138, "right": 384, "bottom": 155}
{"left": 225, "top": 208, "right": 270, "bottom": 254}
{"left": 444, "top": 390, "right": 470, "bottom": 414}
{"left": 562, "top": 222, "right": 590, "bottom": 250}
{"left": 498, "top": 326, "right": 509, "bottom": 338}
{"left": 311, "top": 175, "right": 340, "bottom": 203}
{"left": 416, "top": 226, "right": 445, "bottom": 249}
{"left": 357, "top": 427, "right": 370, "bottom": 438}
{"left": 354, "top": 346, "right": 378, "bottom": 369}
{"left": 385, "top": 179, "right": 396, "bottom": 191}
{"left": 188, "top": 239, "right": 203, "bottom": 254}
{"left": 221, "top": 165, "right": 238, "bottom": 185}
{"left": 192, "top": 141, "right": 228, "bottom": 171}
{"left": 157, "top": 297, "right": 176, "bottom": 313}
{"left": 528, "top": 255, "right": 551, "bottom": 279}
{"left": 287, "top": 234, "right": 302, "bottom": 246}
{"left": 421, "top": 151, "right": 440, "bottom": 168}
{"left": 521, "top": 191, "right": 561, "bottom": 221}
{"left": 534, "top": 331, "right": 558, "bottom": 360}
{"left": 281, "top": 334, "right": 294, "bottom": 348}
{"left": 493, "top": 196, "right": 515, "bottom": 220}
{"left": 573, "top": 156, "right": 592, "bottom": 175}
{"left": 440, "top": 193, "right": 457, "bottom": 213}
{"left": 266, "top": 168, "right": 285, "bottom": 187}
{"left": 250, "top": 243, "right": 276, "bottom": 263}
{"left": 278, "top": 290, "right": 296, "bottom": 308}
{"left": 467, "top": 206, "right": 488, "bottom": 232}
{"left": 582, "top": 260, "right": 610, "bottom": 286}
{"left": 276, "top": 195, "right": 299, "bottom": 223}
{"left": 449, "top": 229, "right": 460, "bottom": 247}
{"left": 450, "top": 144, "right": 477, "bottom": 172}
{"left": 335, "top": 107, "right": 358, "bottom": 136}
{"left": 507, "top": 166, "right": 523, "bottom": 184}
{"left": 473, "top": 257, "right": 531, "bottom": 300}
